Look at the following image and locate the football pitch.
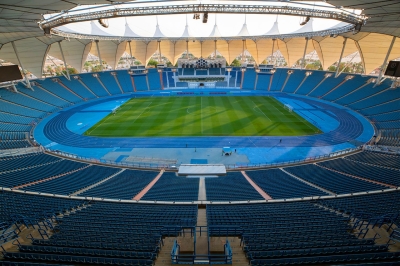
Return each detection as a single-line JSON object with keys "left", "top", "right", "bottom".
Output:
{"left": 84, "top": 96, "right": 322, "bottom": 137}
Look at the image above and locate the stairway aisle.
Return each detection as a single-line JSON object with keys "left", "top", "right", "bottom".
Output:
{"left": 195, "top": 208, "right": 208, "bottom": 256}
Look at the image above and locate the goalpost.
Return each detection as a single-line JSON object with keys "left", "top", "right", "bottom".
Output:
{"left": 112, "top": 106, "right": 120, "bottom": 115}
{"left": 284, "top": 104, "right": 293, "bottom": 112}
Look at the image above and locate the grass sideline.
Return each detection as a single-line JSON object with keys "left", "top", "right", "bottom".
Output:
{"left": 84, "top": 96, "right": 322, "bottom": 137}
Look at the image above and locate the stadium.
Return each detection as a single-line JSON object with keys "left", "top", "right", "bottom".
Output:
{"left": 1, "top": 0, "right": 400, "bottom": 265}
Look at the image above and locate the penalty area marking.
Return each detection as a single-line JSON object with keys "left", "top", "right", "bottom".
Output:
{"left": 130, "top": 101, "right": 153, "bottom": 125}
{"left": 252, "top": 101, "right": 271, "bottom": 121}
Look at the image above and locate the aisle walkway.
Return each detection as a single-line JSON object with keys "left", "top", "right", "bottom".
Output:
{"left": 132, "top": 170, "right": 164, "bottom": 200}
{"left": 241, "top": 171, "right": 273, "bottom": 200}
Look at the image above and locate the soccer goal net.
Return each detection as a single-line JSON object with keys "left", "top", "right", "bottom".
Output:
{"left": 112, "top": 106, "right": 120, "bottom": 114}
{"left": 284, "top": 104, "right": 293, "bottom": 112}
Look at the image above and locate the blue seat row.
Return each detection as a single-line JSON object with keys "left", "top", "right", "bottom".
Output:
{"left": 81, "top": 169, "right": 156, "bottom": 199}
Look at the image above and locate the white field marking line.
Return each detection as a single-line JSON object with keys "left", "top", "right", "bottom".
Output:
{"left": 270, "top": 100, "right": 317, "bottom": 131}
{"left": 130, "top": 101, "right": 153, "bottom": 125}
{"left": 251, "top": 101, "right": 271, "bottom": 121}
{"left": 268, "top": 101, "right": 286, "bottom": 117}
{"left": 86, "top": 104, "right": 133, "bottom": 135}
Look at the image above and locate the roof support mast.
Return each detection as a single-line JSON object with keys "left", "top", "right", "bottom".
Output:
{"left": 335, "top": 37, "right": 347, "bottom": 78}
{"left": 301, "top": 37, "right": 309, "bottom": 69}
{"left": 186, "top": 40, "right": 189, "bottom": 59}
{"left": 128, "top": 41, "right": 133, "bottom": 67}
{"left": 158, "top": 41, "right": 162, "bottom": 62}
{"left": 242, "top": 40, "right": 245, "bottom": 64}
{"left": 375, "top": 36, "right": 396, "bottom": 87}
{"left": 58, "top": 41, "right": 70, "bottom": 81}
{"left": 11, "top": 41, "right": 32, "bottom": 90}
{"left": 95, "top": 40, "right": 103, "bottom": 71}
{"left": 214, "top": 40, "right": 217, "bottom": 59}
{"left": 271, "top": 39, "right": 276, "bottom": 65}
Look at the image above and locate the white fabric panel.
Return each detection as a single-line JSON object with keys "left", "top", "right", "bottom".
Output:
{"left": 173, "top": 41, "right": 187, "bottom": 65}
{"left": 145, "top": 41, "right": 158, "bottom": 65}
{"left": 228, "top": 40, "right": 243, "bottom": 64}
{"left": 264, "top": 21, "right": 280, "bottom": 35}
{"left": 285, "top": 38, "right": 315, "bottom": 67}
{"left": 312, "top": 39, "right": 325, "bottom": 68}
{"left": 276, "top": 39, "right": 290, "bottom": 67}
{"left": 216, "top": 40, "right": 229, "bottom": 63}
{"left": 90, "top": 40, "right": 121, "bottom": 69}
{"left": 159, "top": 40, "right": 175, "bottom": 65}
{"left": 0, "top": 38, "right": 49, "bottom": 78}
{"left": 209, "top": 25, "right": 221, "bottom": 38}
{"left": 255, "top": 39, "right": 277, "bottom": 64}
{"left": 81, "top": 42, "right": 92, "bottom": 71}
{"left": 313, "top": 36, "right": 357, "bottom": 69}
{"left": 354, "top": 40, "right": 366, "bottom": 74}
{"left": 124, "top": 23, "right": 141, "bottom": 37}
{"left": 188, "top": 41, "right": 201, "bottom": 58}
{"left": 201, "top": 40, "right": 215, "bottom": 58}
{"left": 357, "top": 33, "right": 398, "bottom": 74}
{"left": 115, "top": 42, "right": 127, "bottom": 69}
{"left": 245, "top": 39, "right": 258, "bottom": 64}
{"left": 125, "top": 41, "right": 147, "bottom": 65}
{"left": 48, "top": 39, "right": 92, "bottom": 72}
{"left": 0, "top": 32, "right": 45, "bottom": 45}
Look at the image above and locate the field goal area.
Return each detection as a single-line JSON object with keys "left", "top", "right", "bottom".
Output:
{"left": 284, "top": 104, "right": 293, "bottom": 112}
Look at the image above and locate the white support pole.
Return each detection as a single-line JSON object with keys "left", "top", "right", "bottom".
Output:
{"left": 128, "top": 41, "right": 133, "bottom": 67}
{"left": 242, "top": 40, "right": 245, "bottom": 64}
{"left": 158, "top": 41, "right": 162, "bottom": 62}
{"left": 186, "top": 40, "right": 189, "bottom": 59}
{"left": 271, "top": 39, "right": 276, "bottom": 65}
{"left": 11, "top": 41, "right": 32, "bottom": 90}
{"left": 375, "top": 36, "right": 396, "bottom": 87}
{"left": 58, "top": 41, "right": 70, "bottom": 80}
{"left": 301, "top": 37, "right": 309, "bottom": 69}
{"left": 335, "top": 37, "right": 347, "bottom": 78}
{"left": 214, "top": 40, "right": 217, "bottom": 59}
{"left": 95, "top": 40, "right": 103, "bottom": 71}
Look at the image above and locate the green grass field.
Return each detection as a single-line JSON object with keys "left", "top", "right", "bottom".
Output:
{"left": 84, "top": 96, "right": 321, "bottom": 137}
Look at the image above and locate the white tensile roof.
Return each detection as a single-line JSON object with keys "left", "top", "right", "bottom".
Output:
{"left": 0, "top": 0, "right": 399, "bottom": 77}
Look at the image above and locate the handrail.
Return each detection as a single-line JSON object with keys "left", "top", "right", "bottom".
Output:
{"left": 44, "top": 145, "right": 363, "bottom": 171}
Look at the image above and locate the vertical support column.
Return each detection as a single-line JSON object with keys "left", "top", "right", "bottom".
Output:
{"left": 301, "top": 37, "right": 309, "bottom": 69}
{"left": 268, "top": 70, "right": 275, "bottom": 91}
{"left": 254, "top": 72, "right": 259, "bottom": 90}
{"left": 58, "top": 41, "right": 70, "bottom": 81}
{"left": 375, "top": 36, "right": 396, "bottom": 87}
{"left": 159, "top": 69, "right": 164, "bottom": 90}
{"left": 241, "top": 40, "right": 245, "bottom": 64}
{"left": 335, "top": 37, "right": 347, "bottom": 78}
{"left": 130, "top": 75, "right": 137, "bottom": 92}
{"left": 235, "top": 71, "right": 238, "bottom": 87}
{"left": 128, "top": 41, "right": 133, "bottom": 67}
{"left": 240, "top": 69, "right": 245, "bottom": 89}
{"left": 95, "top": 40, "right": 103, "bottom": 71}
{"left": 214, "top": 40, "right": 217, "bottom": 59}
{"left": 145, "top": 71, "right": 150, "bottom": 91}
{"left": 200, "top": 41, "right": 203, "bottom": 58}
{"left": 11, "top": 41, "right": 32, "bottom": 90}
{"left": 186, "top": 40, "right": 189, "bottom": 59}
{"left": 158, "top": 40, "right": 162, "bottom": 62}
{"left": 271, "top": 39, "right": 276, "bottom": 65}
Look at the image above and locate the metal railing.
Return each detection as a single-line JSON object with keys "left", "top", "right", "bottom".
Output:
{"left": 44, "top": 145, "right": 362, "bottom": 171}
